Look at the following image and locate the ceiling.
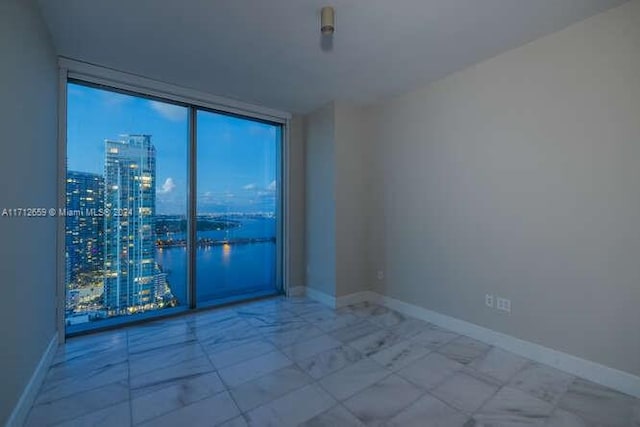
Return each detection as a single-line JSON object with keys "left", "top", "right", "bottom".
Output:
{"left": 37, "top": 0, "right": 628, "bottom": 113}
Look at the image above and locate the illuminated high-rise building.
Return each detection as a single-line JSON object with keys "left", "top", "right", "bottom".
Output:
{"left": 103, "top": 135, "right": 157, "bottom": 313}
{"left": 65, "top": 171, "right": 105, "bottom": 285}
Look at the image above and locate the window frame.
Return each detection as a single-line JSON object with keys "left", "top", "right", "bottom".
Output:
{"left": 57, "top": 59, "right": 291, "bottom": 340}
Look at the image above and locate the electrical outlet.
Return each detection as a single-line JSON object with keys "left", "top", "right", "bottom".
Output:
{"left": 377, "top": 270, "right": 384, "bottom": 280}
{"left": 496, "top": 297, "right": 511, "bottom": 313}
{"left": 485, "top": 294, "right": 494, "bottom": 308}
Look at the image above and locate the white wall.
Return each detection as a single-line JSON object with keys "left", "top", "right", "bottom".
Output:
{"left": 288, "top": 114, "right": 306, "bottom": 288}
{"left": 304, "top": 102, "right": 372, "bottom": 298}
{"left": 369, "top": 0, "right": 640, "bottom": 376}
{"left": 305, "top": 103, "right": 336, "bottom": 295}
{"left": 0, "top": 0, "right": 59, "bottom": 423}
{"left": 334, "top": 103, "right": 372, "bottom": 297}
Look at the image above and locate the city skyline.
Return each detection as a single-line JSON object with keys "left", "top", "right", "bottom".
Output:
{"left": 65, "top": 83, "right": 279, "bottom": 327}
{"left": 67, "top": 82, "right": 279, "bottom": 215}
{"left": 65, "top": 135, "right": 176, "bottom": 324}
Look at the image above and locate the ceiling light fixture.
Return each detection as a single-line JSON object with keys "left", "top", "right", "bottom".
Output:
{"left": 321, "top": 6, "right": 335, "bottom": 35}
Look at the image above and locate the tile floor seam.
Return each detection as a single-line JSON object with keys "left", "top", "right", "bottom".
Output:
{"left": 311, "top": 373, "right": 361, "bottom": 422}
{"left": 510, "top": 360, "right": 573, "bottom": 413}
{"left": 464, "top": 383, "right": 504, "bottom": 419}
{"left": 27, "top": 382, "right": 131, "bottom": 427}
{"left": 237, "top": 376, "right": 335, "bottom": 424}
{"left": 473, "top": 353, "right": 536, "bottom": 415}
{"left": 47, "top": 400, "right": 131, "bottom": 427}
{"left": 192, "top": 330, "right": 241, "bottom": 413}
{"left": 36, "top": 364, "right": 129, "bottom": 400}
{"left": 238, "top": 366, "right": 317, "bottom": 412}
{"left": 434, "top": 343, "right": 492, "bottom": 364}
{"left": 335, "top": 402, "right": 365, "bottom": 426}
{"left": 461, "top": 350, "right": 531, "bottom": 388}
{"left": 468, "top": 378, "right": 547, "bottom": 423}
{"left": 223, "top": 352, "right": 301, "bottom": 412}
{"left": 544, "top": 375, "right": 579, "bottom": 422}
{"left": 464, "top": 355, "right": 528, "bottom": 419}
{"left": 130, "top": 389, "right": 233, "bottom": 427}
{"left": 126, "top": 331, "right": 241, "bottom": 426}
{"left": 312, "top": 371, "right": 341, "bottom": 402}
{"left": 422, "top": 389, "right": 476, "bottom": 422}
{"left": 378, "top": 380, "right": 432, "bottom": 422}
{"left": 129, "top": 354, "right": 207, "bottom": 380}
{"left": 316, "top": 354, "right": 396, "bottom": 403}
{"left": 417, "top": 359, "right": 462, "bottom": 391}
{"left": 30, "top": 378, "right": 130, "bottom": 409}
{"left": 228, "top": 349, "right": 294, "bottom": 386}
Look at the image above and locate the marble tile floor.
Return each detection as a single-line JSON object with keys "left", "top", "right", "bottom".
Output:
{"left": 26, "top": 297, "right": 639, "bottom": 426}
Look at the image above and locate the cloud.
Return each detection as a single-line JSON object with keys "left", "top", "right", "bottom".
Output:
{"left": 149, "top": 101, "right": 187, "bottom": 121}
{"left": 159, "top": 177, "right": 176, "bottom": 194}
{"left": 254, "top": 181, "right": 278, "bottom": 197}
{"left": 200, "top": 190, "right": 234, "bottom": 199}
{"left": 243, "top": 183, "right": 257, "bottom": 190}
{"left": 100, "top": 90, "right": 130, "bottom": 107}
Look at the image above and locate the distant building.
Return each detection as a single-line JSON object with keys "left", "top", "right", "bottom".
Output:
{"left": 103, "top": 135, "right": 158, "bottom": 313}
{"left": 154, "top": 268, "right": 169, "bottom": 298}
{"left": 65, "top": 171, "right": 105, "bottom": 285}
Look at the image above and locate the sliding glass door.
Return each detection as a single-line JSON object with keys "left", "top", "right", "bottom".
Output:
{"left": 196, "top": 110, "right": 281, "bottom": 305}
{"left": 64, "top": 81, "right": 283, "bottom": 335}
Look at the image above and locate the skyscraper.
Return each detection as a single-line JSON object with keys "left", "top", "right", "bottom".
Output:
{"left": 65, "top": 171, "right": 105, "bottom": 286}
{"left": 103, "top": 135, "right": 157, "bottom": 313}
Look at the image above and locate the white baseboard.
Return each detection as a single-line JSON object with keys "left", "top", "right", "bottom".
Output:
{"left": 335, "top": 291, "right": 379, "bottom": 308}
{"left": 303, "top": 287, "right": 377, "bottom": 309}
{"left": 378, "top": 293, "right": 640, "bottom": 399}
{"left": 300, "top": 286, "right": 640, "bottom": 399}
{"left": 286, "top": 285, "right": 306, "bottom": 297}
{"left": 6, "top": 333, "right": 58, "bottom": 427}
{"left": 305, "top": 287, "right": 336, "bottom": 308}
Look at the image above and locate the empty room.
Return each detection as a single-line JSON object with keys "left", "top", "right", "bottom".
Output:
{"left": 1, "top": 0, "right": 639, "bottom": 426}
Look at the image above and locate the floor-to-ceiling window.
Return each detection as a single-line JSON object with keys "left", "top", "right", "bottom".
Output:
{"left": 64, "top": 80, "right": 283, "bottom": 335}
{"left": 196, "top": 110, "right": 281, "bottom": 305}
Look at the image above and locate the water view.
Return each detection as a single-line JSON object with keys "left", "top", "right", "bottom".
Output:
{"left": 65, "top": 82, "right": 281, "bottom": 332}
